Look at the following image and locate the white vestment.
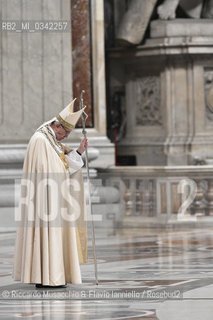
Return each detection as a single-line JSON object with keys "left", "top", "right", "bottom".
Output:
{"left": 13, "top": 125, "right": 88, "bottom": 286}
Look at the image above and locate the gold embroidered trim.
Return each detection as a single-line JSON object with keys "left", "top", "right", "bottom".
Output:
{"left": 37, "top": 126, "right": 70, "bottom": 171}
{"left": 60, "top": 152, "right": 70, "bottom": 170}
{"left": 56, "top": 114, "right": 75, "bottom": 130}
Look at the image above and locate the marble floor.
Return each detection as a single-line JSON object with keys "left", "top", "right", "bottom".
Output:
{"left": 0, "top": 227, "right": 213, "bottom": 319}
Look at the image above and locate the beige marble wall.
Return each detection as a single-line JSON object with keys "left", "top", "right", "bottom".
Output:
{"left": 0, "top": 0, "right": 72, "bottom": 143}
{"left": 0, "top": 0, "right": 115, "bottom": 169}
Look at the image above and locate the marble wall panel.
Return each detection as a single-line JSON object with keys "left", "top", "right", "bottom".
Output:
{"left": 1, "top": 0, "right": 23, "bottom": 138}
{"left": 21, "top": 0, "right": 43, "bottom": 135}
{"left": 42, "top": 0, "right": 62, "bottom": 122}
{"left": 0, "top": 0, "right": 72, "bottom": 143}
{"left": 124, "top": 64, "right": 165, "bottom": 140}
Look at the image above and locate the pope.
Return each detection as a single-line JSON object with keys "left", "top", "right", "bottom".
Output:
{"left": 13, "top": 99, "right": 88, "bottom": 288}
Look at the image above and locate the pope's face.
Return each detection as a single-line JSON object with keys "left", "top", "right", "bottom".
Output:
{"left": 54, "top": 123, "right": 72, "bottom": 141}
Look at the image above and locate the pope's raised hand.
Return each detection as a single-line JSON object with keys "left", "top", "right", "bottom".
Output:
{"left": 77, "top": 137, "right": 88, "bottom": 155}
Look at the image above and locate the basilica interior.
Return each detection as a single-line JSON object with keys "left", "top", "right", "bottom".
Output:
{"left": 1, "top": 0, "right": 213, "bottom": 319}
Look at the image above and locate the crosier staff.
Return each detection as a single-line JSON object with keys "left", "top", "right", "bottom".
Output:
{"left": 79, "top": 90, "right": 99, "bottom": 286}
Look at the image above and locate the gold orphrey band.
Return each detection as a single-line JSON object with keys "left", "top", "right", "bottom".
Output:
{"left": 56, "top": 114, "right": 75, "bottom": 130}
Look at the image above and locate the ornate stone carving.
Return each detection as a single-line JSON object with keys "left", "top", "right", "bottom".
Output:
{"left": 135, "top": 76, "right": 162, "bottom": 126}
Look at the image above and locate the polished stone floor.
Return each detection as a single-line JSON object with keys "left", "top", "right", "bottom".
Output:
{"left": 0, "top": 227, "right": 213, "bottom": 319}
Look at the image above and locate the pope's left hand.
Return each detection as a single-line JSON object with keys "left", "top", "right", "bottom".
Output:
{"left": 77, "top": 137, "right": 88, "bottom": 155}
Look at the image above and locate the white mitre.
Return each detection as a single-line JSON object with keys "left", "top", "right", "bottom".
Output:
{"left": 37, "top": 98, "right": 86, "bottom": 130}
{"left": 56, "top": 98, "right": 86, "bottom": 130}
